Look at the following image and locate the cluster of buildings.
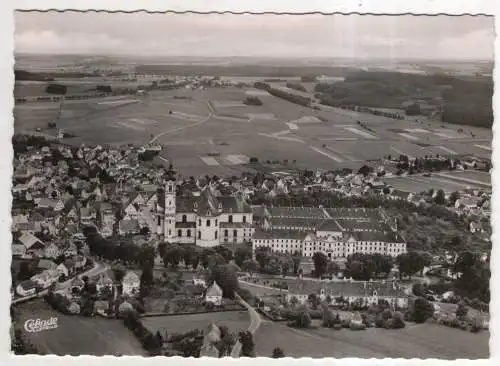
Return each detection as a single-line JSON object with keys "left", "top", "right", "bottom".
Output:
{"left": 286, "top": 278, "right": 409, "bottom": 309}
{"left": 252, "top": 206, "right": 406, "bottom": 259}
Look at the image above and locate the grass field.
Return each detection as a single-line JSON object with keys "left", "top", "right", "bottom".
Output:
{"left": 14, "top": 300, "right": 146, "bottom": 356}
{"left": 384, "top": 173, "right": 490, "bottom": 194}
{"left": 14, "top": 84, "right": 492, "bottom": 177}
{"left": 254, "top": 321, "right": 489, "bottom": 359}
{"left": 141, "top": 311, "right": 250, "bottom": 335}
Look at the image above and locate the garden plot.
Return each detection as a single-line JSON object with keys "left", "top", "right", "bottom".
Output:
{"left": 285, "top": 116, "right": 323, "bottom": 131}
{"left": 212, "top": 100, "right": 246, "bottom": 108}
{"left": 246, "top": 113, "right": 277, "bottom": 121}
{"left": 344, "top": 127, "right": 378, "bottom": 140}
{"left": 437, "top": 146, "right": 458, "bottom": 155}
{"left": 432, "top": 129, "right": 463, "bottom": 139}
{"left": 199, "top": 156, "right": 220, "bottom": 166}
{"left": 406, "top": 128, "right": 431, "bottom": 134}
{"left": 222, "top": 154, "right": 250, "bottom": 165}
{"left": 259, "top": 130, "right": 305, "bottom": 143}
{"left": 310, "top": 146, "right": 344, "bottom": 163}
{"left": 245, "top": 89, "right": 271, "bottom": 96}
{"left": 172, "top": 111, "right": 207, "bottom": 122}
{"left": 398, "top": 133, "right": 420, "bottom": 141}
{"left": 474, "top": 144, "right": 492, "bottom": 151}
{"left": 141, "top": 311, "right": 250, "bottom": 336}
{"left": 213, "top": 114, "right": 250, "bottom": 123}
{"left": 97, "top": 99, "right": 139, "bottom": 106}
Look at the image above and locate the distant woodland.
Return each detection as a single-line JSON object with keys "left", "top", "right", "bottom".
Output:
{"left": 315, "top": 71, "right": 493, "bottom": 128}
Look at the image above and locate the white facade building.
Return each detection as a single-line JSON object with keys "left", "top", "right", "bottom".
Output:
{"left": 156, "top": 179, "right": 254, "bottom": 247}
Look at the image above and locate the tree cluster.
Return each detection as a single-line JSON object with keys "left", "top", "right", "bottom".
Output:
{"left": 345, "top": 253, "right": 394, "bottom": 280}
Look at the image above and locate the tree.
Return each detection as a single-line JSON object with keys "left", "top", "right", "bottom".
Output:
{"left": 413, "top": 297, "right": 434, "bottom": 323}
{"left": 191, "top": 254, "right": 200, "bottom": 270}
{"left": 182, "top": 246, "right": 196, "bottom": 268}
{"left": 358, "top": 165, "right": 373, "bottom": 176}
{"left": 255, "top": 247, "right": 271, "bottom": 269}
{"left": 241, "top": 259, "right": 258, "bottom": 277}
{"left": 307, "top": 294, "right": 320, "bottom": 309}
{"left": 322, "top": 304, "right": 336, "bottom": 328}
{"left": 456, "top": 302, "right": 468, "bottom": 319}
{"left": 238, "top": 331, "right": 255, "bottom": 357}
{"left": 312, "top": 252, "right": 328, "bottom": 278}
{"left": 112, "top": 264, "right": 126, "bottom": 285}
{"left": 327, "top": 261, "right": 339, "bottom": 277}
{"left": 164, "top": 246, "right": 182, "bottom": 267}
{"left": 434, "top": 189, "right": 445, "bottom": 205}
{"left": 139, "top": 264, "right": 154, "bottom": 298}
{"left": 272, "top": 347, "right": 285, "bottom": 358}
{"left": 449, "top": 191, "right": 460, "bottom": 205}
{"left": 281, "top": 260, "right": 290, "bottom": 277}
{"left": 208, "top": 264, "right": 239, "bottom": 299}
{"left": 294, "top": 306, "right": 312, "bottom": 328}
{"left": 292, "top": 251, "right": 301, "bottom": 275}
{"left": 289, "top": 296, "right": 299, "bottom": 308}
{"left": 234, "top": 247, "right": 252, "bottom": 267}
{"left": 396, "top": 252, "right": 425, "bottom": 279}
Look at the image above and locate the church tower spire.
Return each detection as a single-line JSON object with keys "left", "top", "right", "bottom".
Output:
{"left": 164, "top": 178, "right": 177, "bottom": 243}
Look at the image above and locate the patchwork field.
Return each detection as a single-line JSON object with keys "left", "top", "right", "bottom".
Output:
{"left": 14, "top": 300, "right": 146, "bottom": 356}
{"left": 254, "top": 321, "right": 489, "bottom": 359}
{"left": 141, "top": 311, "right": 250, "bottom": 335}
{"left": 14, "top": 85, "right": 492, "bottom": 176}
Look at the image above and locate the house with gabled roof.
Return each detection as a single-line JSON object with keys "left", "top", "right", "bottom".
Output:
{"left": 44, "top": 242, "right": 61, "bottom": 259}
{"left": 205, "top": 282, "right": 223, "bottom": 305}
{"left": 96, "top": 270, "right": 115, "bottom": 294}
{"left": 18, "top": 232, "right": 45, "bottom": 257}
{"left": 122, "top": 271, "right": 140, "bottom": 296}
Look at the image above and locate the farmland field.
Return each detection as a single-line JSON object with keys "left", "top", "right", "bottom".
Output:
{"left": 14, "top": 300, "right": 146, "bottom": 356}
{"left": 254, "top": 321, "right": 489, "bottom": 359}
{"left": 14, "top": 85, "right": 492, "bottom": 177}
{"left": 141, "top": 310, "right": 250, "bottom": 335}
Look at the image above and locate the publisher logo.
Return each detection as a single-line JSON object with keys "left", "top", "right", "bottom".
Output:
{"left": 24, "top": 317, "right": 58, "bottom": 333}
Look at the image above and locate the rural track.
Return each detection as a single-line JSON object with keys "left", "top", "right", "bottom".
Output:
{"left": 148, "top": 101, "right": 214, "bottom": 144}
{"left": 148, "top": 112, "right": 212, "bottom": 144}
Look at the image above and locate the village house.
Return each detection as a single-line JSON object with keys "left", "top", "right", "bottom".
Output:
{"left": 57, "top": 262, "right": 69, "bottom": 278}
{"left": 44, "top": 242, "right": 61, "bottom": 259}
{"left": 16, "top": 280, "right": 38, "bottom": 297}
{"left": 37, "top": 259, "right": 58, "bottom": 271}
{"left": 204, "top": 281, "right": 223, "bottom": 306}
{"left": 96, "top": 271, "right": 114, "bottom": 294}
{"left": 122, "top": 271, "right": 140, "bottom": 296}
{"left": 18, "top": 232, "right": 45, "bottom": 258}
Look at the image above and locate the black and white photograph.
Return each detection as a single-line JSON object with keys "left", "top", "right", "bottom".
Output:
{"left": 9, "top": 9, "right": 493, "bottom": 359}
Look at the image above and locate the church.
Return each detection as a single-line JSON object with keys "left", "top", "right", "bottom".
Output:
{"left": 156, "top": 178, "right": 254, "bottom": 247}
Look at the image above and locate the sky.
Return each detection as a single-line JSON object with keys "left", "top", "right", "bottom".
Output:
{"left": 14, "top": 12, "right": 495, "bottom": 60}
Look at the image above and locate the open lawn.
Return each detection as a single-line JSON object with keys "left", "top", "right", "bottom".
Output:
{"left": 254, "top": 321, "right": 489, "bottom": 359}
{"left": 14, "top": 300, "right": 146, "bottom": 356}
{"left": 141, "top": 310, "right": 250, "bottom": 335}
